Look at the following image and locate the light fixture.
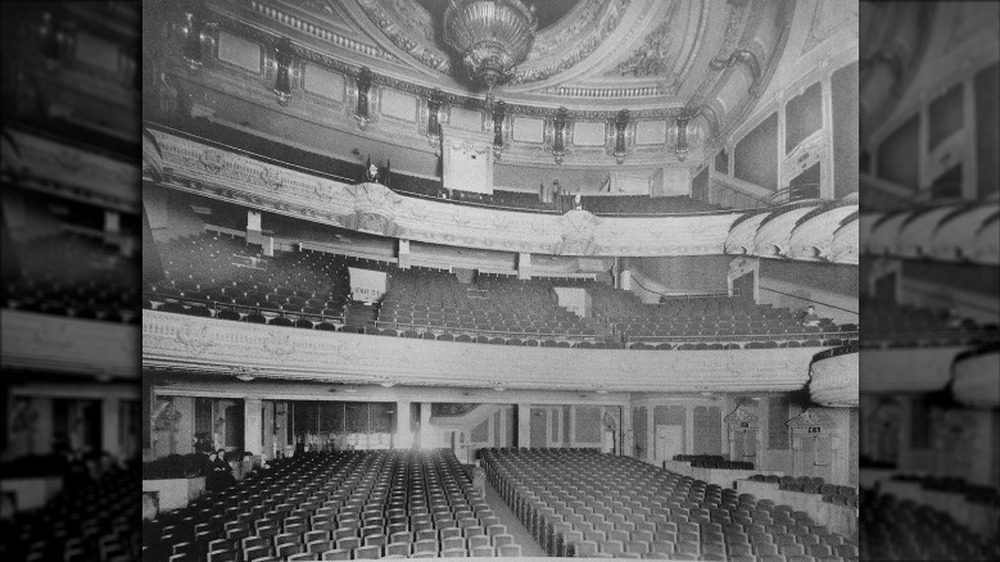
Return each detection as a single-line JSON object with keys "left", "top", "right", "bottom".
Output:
{"left": 443, "top": 0, "right": 538, "bottom": 92}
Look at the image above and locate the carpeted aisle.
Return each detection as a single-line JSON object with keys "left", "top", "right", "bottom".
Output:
{"left": 483, "top": 480, "right": 548, "bottom": 556}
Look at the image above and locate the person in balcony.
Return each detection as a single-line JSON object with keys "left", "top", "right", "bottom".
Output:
{"left": 801, "top": 305, "right": 821, "bottom": 327}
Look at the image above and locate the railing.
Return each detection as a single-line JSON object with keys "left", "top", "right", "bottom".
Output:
{"left": 144, "top": 293, "right": 347, "bottom": 325}
{"left": 860, "top": 327, "right": 999, "bottom": 348}
{"left": 374, "top": 320, "right": 604, "bottom": 342}
{"left": 623, "top": 329, "right": 858, "bottom": 346}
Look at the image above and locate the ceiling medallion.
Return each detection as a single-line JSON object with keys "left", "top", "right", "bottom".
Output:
{"left": 443, "top": 0, "right": 538, "bottom": 92}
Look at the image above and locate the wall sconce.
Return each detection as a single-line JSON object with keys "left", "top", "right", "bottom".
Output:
{"left": 272, "top": 37, "right": 293, "bottom": 106}
{"left": 550, "top": 106, "right": 569, "bottom": 165}
{"left": 356, "top": 66, "right": 373, "bottom": 130}
{"left": 179, "top": 10, "right": 216, "bottom": 72}
{"left": 610, "top": 109, "right": 630, "bottom": 165}
{"left": 491, "top": 99, "right": 507, "bottom": 159}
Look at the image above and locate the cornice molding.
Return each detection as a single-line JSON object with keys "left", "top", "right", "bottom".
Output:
{"left": 143, "top": 310, "right": 823, "bottom": 393}
{"left": 147, "top": 127, "right": 742, "bottom": 257}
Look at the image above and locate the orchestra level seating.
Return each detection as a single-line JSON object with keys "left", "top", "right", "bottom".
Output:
{"left": 142, "top": 450, "right": 523, "bottom": 561}
{"left": 1, "top": 463, "right": 141, "bottom": 562}
{"left": 860, "top": 488, "right": 1000, "bottom": 561}
{"left": 481, "top": 448, "right": 858, "bottom": 561}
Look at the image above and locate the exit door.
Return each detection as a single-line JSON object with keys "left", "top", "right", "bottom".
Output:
{"left": 655, "top": 425, "right": 684, "bottom": 466}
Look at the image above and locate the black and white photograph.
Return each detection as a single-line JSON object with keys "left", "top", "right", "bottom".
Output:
{"left": 1, "top": 0, "right": 994, "bottom": 561}
{"left": 138, "top": 0, "right": 861, "bottom": 560}
{"left": 857, "top": 1, "right": 1000, "bottom": 561}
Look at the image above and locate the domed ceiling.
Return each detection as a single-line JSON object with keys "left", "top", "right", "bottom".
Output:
{"left": 206, "top": 0, "right": 793, "bottom": 113}
{"left": 143, "top": 0, "right": 860, "bottom": 171}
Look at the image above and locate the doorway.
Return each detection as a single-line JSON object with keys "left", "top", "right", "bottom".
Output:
{"left": 654, "top": 425, "right": 685, "bottom": 466}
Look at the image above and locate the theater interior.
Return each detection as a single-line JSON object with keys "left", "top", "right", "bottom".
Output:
{"left": 0, "top": 1, "right": 993, "bottom": 562}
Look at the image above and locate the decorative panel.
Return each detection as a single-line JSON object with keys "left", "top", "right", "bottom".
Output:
{"left": 512, "top": 117, "right": 545, "bottom": 143}
{"left": 635, "top": 121, "right": 667, "bottom": 145}
{"left": 574, "top": 121, "right": 607, "bottom": 146}
{"left": 380, "top": 89, "right": 417, "bottom": 122}
{"left": 450, "top": 107, "right": 483, "bottom": 131}
{"left": 304, "top": 65, "right": 345, "bottom": 101}
{"left": 218, "top": 31, "right": 261, "bottom": 73}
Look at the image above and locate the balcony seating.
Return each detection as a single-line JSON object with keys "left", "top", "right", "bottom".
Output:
{"left": 860, "top": 488, "right": 1000, "bottom": 561}
{"left": 859, "top": 296, "right": 999, "bottom": 348}
{"left": 2, "top": 462, "right": 140, "bottom": 562}
{"left": 146, "top": 234, "right": 858, "bottom": 348}
{"left": 580, "top": 195, "right": 720, "bottom": 215}
{"left": 481, "top": 448, "right": 857, "bottom": 562}
{"left": 145, "top": 234, "right": 350, "bottom": 328}
{"left": 3, "top": 232, "right": 138, "bottom": 323}
{"left": 141, "top": 450, "right": 522, "bottom": 561}
{"left": 378, "top": 271, "right": 603, "bottom": 343}
{"left": 674, "top": 454, "right": 754, "bottom": 470}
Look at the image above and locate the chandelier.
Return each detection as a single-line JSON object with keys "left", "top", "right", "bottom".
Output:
{"left": 443, "top": 0, "right": 538, "bottom": 91}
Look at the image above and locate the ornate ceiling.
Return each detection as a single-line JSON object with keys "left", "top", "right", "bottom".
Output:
{"left": 143, "top": 0, "right": 814, "bottom": 169}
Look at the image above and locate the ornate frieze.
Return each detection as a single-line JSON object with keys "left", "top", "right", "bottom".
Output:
{"left": 148, "top": 127, "right": 743, "bottom": 257}
{"left": 1, "top": 310, "right": 138, "bottom": 379}
{"left": 143, "top": 310, "right": 822, "bottom": 393}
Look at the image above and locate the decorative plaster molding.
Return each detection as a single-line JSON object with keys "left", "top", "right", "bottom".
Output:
{"left": 1, "top": 310, "right": 138, "bottom": 379}
{"left": 809, "top": 350, "right": 859, "bottom": 407}
{"left": 953, "top": 350, "right": 1000, "bottom": 408}
{"left": 143, "top": 310, "right": 822, "bottom": 393}
{"left": 148, "top": 128, "right": 742, "bottom": 257}
{"left": 4, "top": 128, "right": 140, "bottom": 210}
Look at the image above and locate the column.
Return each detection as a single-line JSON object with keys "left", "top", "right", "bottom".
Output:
{"left": 517, "top": 252, "right": 531, "bottom": 280}
{"left": 101, "top": 397, "right": 121, "bottom": 459}
{"left": 419, "top": 402, "right": 433, "bottom": 449}
{"left": 517, "top": 403, "right": 531, "bottom": 448}
{"left": 244, "top": 398, "right": 263, "bottom": 457}
{"left": 398, "top": 239, "right": 412, "bottom": 269}
{"left": 395, "top": 400, "right": 414, "bottom": 449}
{"left": 621, "top": 405, "right": 632, "bottom": 457}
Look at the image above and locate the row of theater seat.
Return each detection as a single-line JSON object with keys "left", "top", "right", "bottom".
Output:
{"left": 748, "top": 475, "right": 859, "bottom": 507}
{"left": 673, "top": 454, "right": 754, "bottom": 470}
{"left": 147, "top": 234, "right": 857, "bottom": 347}
{"left": 860, "top": 488, "right": 999, "bottom": 561}
{"left": 389, "top": 174, "right": 720, "bottom": 215}
{"left": 890, "top": 474, "right": 1000, "bottom": 508}
{"left": 4, "top": 232, "right": 138, "bottom": 323}
{"left": 142, "top": 450, "right": 524, "bottom": 561}
{"left": 2, "top": 463, "right": 140, "bottom": 562}
{"left": 481, "top": 448, "right": 858, "bottom": 561}
{"left": 859, "top": 296, "right": 999, "bottom": 348}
